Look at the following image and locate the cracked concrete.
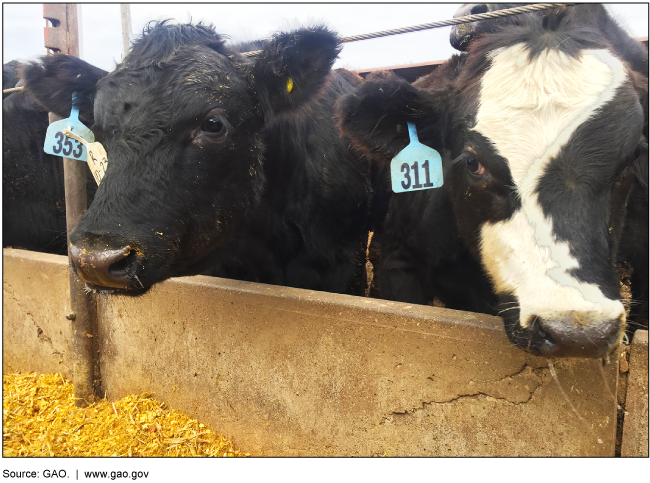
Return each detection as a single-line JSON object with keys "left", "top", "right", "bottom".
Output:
{"left": 35, "top": 324, "right": 65, "bottom": 360}
{"left": 435, "top": 363, "right": 545, "bottom": 405}
{"left": 3, "top": 248, "right": 620, "bottom": 456}
{"left": 382, "top": 364, "right": 546, "bottom": 426}
{"left": 3, "top": 249, "right": 73, "bottom": 377}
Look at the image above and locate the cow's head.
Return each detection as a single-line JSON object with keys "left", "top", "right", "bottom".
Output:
{"left": 23, "top": 22, "right": 340, "bottom": 293}
{"left": 337, "top": 10, "right": 648, "bottom": 358}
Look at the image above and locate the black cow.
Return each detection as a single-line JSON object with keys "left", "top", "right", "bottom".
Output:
{"left": 336, "top": 4, "right": 648, "bottom": 358}
{"left": 3, "top": 61, "right": 97, "bottom": 255}
{"left": 21, "top": 23, "right": 371, "bottom": 296}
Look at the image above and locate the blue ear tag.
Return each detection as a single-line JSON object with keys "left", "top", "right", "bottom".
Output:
{"left": 390, "top": 123, "right": 443, "bottom": 193}
{"left": 43, "top": 91, "right": 95, "bottom": 162}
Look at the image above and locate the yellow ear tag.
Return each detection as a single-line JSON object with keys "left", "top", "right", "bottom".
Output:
{"left": 286, "top": 77, "right": 294, "bottom": 93}
{"left": 62, "top": 129, "right": 108, "bottom": 185}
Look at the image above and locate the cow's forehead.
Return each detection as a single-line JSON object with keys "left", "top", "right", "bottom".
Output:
{"left": 94, "top": 46, "right": 252, "bottom": 130}
{"left": 473, "top": 43, "right": 629, "bottom": 187}
{"left": 108, "top": 47, "right": 244, "bottom": 96}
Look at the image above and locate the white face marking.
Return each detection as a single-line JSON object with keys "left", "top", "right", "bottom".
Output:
{"left": 473, "top": 44, "right": 628, "bottom": 326}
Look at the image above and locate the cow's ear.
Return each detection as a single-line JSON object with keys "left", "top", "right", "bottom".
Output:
{"left": 251, "top": 26, "right": 340, "bottom": 123}
{"left": 21, "top": 55, "right": 108, "bottom": 126}
{"left": 335, "top": 72, "right": 445, "bottom": 163}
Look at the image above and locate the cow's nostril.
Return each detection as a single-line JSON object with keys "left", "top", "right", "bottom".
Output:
{"left": 470, "top": 4, "right": 489, "bottom": 15}
{"left": 70, "top": 243, "right": 144, "bottom": 290}
{"left": 532, "top": 323, "right": 558, "bottom": 352}
{"left": 541, "top": 333, "right": 558, "bottom": 352}
{"left": 108, "top": 249, "right": 140, "bottom": 277}
{"left": 606, "top": 330, "right": 622, "bottom": 349}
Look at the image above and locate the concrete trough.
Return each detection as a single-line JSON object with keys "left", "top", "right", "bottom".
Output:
{"left": 621, "top": 330, "right": 649, "bottom": 457}
{"left": 3, "top": 247, "right": 643, "bottom": 456}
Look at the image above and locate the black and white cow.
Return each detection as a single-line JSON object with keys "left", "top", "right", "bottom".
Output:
{"left": 451, "top": 4, "right": 650, "bottom": 331}
{"left": 451, "top": 4, "right": 650, "bottom": 332}
{"left": 3, "top": 61, "right": 97, "bottom": 255}
{"left": 336, "top": 4, "right": 648, "bottom": 357}
{"left": 21, "top": 23, "right": 371, "bottom": 295}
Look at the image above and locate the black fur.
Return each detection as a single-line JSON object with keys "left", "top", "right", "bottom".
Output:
{"left": 3, "top": 60, "right": 21, "bottom": 97}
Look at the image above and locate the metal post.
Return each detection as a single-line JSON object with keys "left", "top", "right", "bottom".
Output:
{"left": 120, "top": 4, "right": 132, "bottom": 60}
{"left": 43, "top": 4, "right": 100, "bottom": 406}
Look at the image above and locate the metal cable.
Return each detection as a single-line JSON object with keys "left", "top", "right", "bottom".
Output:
{"left": 2, "top": 3, "right": 565, "bottom": 91}
{"left": 241, "top": 3, "right": 562, "bottom": 57}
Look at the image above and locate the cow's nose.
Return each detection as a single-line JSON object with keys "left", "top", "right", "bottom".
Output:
{"left": 450, "top": 4, "right": 490, "bottom": 51}
{"left": 469, "top": 4, "right": 488, "bottom": 15}
{"left": 69, "top": 243, "right": 144, "bottom": 289}
{"left": 536, "top": 315, "right": 622, "bottom": 358}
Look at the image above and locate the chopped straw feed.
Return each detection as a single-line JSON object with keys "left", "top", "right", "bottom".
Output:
{"left": 3, "top": 372, "right": 248, "bottom": 457}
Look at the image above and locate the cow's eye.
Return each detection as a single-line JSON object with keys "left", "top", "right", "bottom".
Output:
{"left": 202, "top": 117, "right": 225, "bottom": 134}
{"left": 466, "top": 157, "right": 486, "bottom": 176}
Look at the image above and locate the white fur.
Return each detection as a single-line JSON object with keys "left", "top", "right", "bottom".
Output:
{"left": 474, "top": 44, "right": 628, "bottom": 326}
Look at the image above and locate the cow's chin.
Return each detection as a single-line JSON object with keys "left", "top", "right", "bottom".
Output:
{"left": 83, "top": 281, "right": 152, "bottom": 297}
{"left": 498, "top": 295, "right": 548, "bottom": 356}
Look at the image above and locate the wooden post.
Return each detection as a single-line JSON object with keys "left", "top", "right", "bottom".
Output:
{"left": 43, "top": 4, "right": 100, "bottom": 407}
{"left": 120, "top": 4, "right": 132, "bottom": 59}
{"left": 43, "top": 3, "right": 79, "bottom": 56}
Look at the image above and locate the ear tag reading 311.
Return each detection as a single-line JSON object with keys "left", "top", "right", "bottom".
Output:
{"left": 43, "top": 91, "right": 95, "bottom": 162}
{"left": 390, "top": 123, "right": 443, "bottom": 193}
{"left": 62, "top": 129, "right": 107, "bottom": 185}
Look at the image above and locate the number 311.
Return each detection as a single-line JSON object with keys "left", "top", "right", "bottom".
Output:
{"left": 400, "top": 160, "right": 435, "bottom": 190}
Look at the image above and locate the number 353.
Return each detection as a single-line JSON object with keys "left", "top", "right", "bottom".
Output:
{"left": 51, "top": 131, "right": 83, "bottom": 158}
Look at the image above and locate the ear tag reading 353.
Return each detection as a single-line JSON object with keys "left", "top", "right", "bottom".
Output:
{"left": 43, "top": 91, "right": 95, "bottom": 162}
{"left": 390, "top": 123, "right": 443, "bottom": 193}
{"left": 62, "top": 129, "right": 107, "bottom": 185}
